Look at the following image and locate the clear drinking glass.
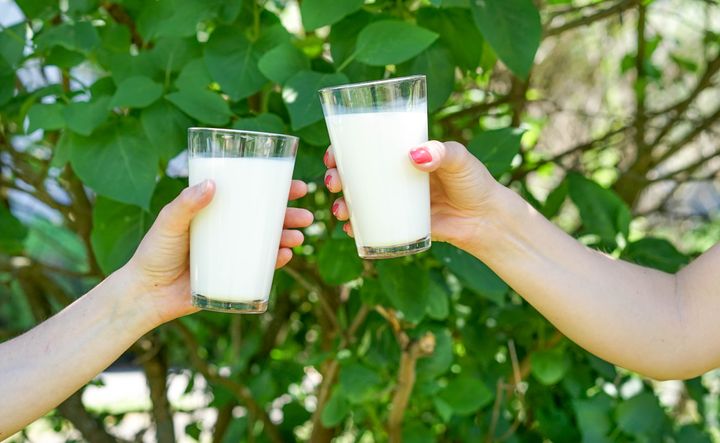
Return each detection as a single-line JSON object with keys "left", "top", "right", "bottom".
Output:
{"left": 188, "top": 128, "right": 298, "bottom": 313}
{"left": 319, "top": 75, "right": 431, "bottom": 259}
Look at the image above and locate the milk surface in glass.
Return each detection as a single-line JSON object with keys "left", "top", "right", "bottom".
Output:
{"left": 188, "top": 128, "right": 297, "bottom": 314}
{"left": 325, "top": 110, "right": 430, "bottom": 248}
{"left": 320, "top": 75, "right": 431, "bottom": 258}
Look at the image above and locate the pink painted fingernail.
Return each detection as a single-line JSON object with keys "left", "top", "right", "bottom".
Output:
{"left": 410, "top": 147, "right": 432, "bottom": 164}
{"left": 324, "top": 174, "right": 332, "bottom": 187}
{"left": 331, "top": 202, "right": 339, "bottom": 215}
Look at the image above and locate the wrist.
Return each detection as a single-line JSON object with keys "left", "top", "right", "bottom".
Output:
{"left": 100, "top": 263, "right": 160, "bottom": 334}
{"left": 450, "top": 182, "right": 522, "bottom": 256}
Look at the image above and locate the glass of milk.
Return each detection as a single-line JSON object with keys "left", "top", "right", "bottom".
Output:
{"left": 188, "top": 128, "right": 298, "bottom": 314}
{"left": 319, "top": 75, "right": 431, "bottom": 259}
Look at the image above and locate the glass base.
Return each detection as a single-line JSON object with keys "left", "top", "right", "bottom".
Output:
{"left": 358, "top": 235, "right": 431, "bottom": 259}
{"left": 191, "top": 294, "right": 268, "bottom": 314}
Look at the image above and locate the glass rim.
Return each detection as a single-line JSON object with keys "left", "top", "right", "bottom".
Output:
{"left": 318, "top": 74, "right": 426, "bottom": 94}
{"left": 188, "top": 127, "right": 299, "bottom": 143}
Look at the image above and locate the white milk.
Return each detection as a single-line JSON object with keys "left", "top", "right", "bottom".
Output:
{"left": 189, "top": 157, "right": 294, "bottom": 303}
{"left": 325, "top": 110, "right": 430, "bottom": 251}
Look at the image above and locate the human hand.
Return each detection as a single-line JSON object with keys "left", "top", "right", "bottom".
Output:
{"left": 323, "top": 141, "right": 501, "bottom": 247}
{"left": 123, "top": 179, "right": 313, "bottom": 326}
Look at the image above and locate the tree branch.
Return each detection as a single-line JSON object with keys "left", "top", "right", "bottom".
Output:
{"left": 101, "top": 2, "right": 144, "bottom": 48}
{"left": 172, "top": 321, "right": 283, "bottom": 443}
{"left": 649, "top": 52, "right": 720, "bottom": 147}
{"left": 387, "top": 332, "right": 435, "bottom": 443}
{"left": 310, "top": 304, "right": 370, "bottom": 442}
{"left": 545, "top": 0, "right": 641, "bottom": 37}
{"left": 139, "top": 338, "right": 175, "bottom": 443}
{"left": 57, "top": 391, "right": 119, "bottom": 443}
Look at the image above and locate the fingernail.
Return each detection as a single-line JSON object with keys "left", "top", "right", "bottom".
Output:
{"left": 324, "top": 174, "right": 332, "bottom": 187}
{"left": 410, "top": 147, "right": 433, "bottom": 164}
{"left": 342, "top": 223, "right": 348, "bottom": 232}
{"left": 331, "top": 202, "right": 339, "bottom": 215}
{"left": 194, "top": 180, "right": 210, "bottom": 197}
{"left": 323, "top": 151, "right": 329, "bottom": 165}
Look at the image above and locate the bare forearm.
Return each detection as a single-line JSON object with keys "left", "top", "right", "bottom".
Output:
{"left": 459, "top": 185, "right": 717, "bottom": 380}
{"left": 0, "top": 266, "right": 155, "bottom": 438}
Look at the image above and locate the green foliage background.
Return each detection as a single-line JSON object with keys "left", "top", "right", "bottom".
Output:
{"left": 1, "top": 0, "right": 720, "bottom": 442}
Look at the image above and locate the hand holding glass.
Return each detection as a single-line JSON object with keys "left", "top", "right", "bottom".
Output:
{"left": 188, "top": 128, "right": 298, "bottom": 313}
{"left": 319, "top": 75, "right": 431, "bottom": 259}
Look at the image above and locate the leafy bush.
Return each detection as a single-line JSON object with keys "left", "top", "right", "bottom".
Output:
{"left": 1, "top": 0, "right": 719, "bottom": 442}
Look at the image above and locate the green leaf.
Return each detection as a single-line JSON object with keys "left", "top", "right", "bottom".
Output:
{"left": 615, "top": 393, "right": 665, "bottom": 436}
{"left": 376, "top": 260, "right": 430, "bottom": 323}
{"left": 329, "top": 10, "right": 373, "bottom": 68}
{"left": 258, "top": 43, "right": 310, "bottom": 85}
{"left": 417, "top": 8, "right": 483, "bottom": 70}
{"left": 355, "top": 21, "right": 438, "bottom": 66}
{"left": 621, "top": 237, "right": 689, "bottom": 273}
{"left": 91, "top": 197, "right": 150, "bottom": 274}
{"left": 426, "top": 274, "right": 450, "bottom": 320}
{"left": 283, "top": 71, "right": 348, "bottom": 130}
{"left": 175, "top": 58, "right": 212, "bottom": 91}
{"left": 46, "top": 46, "right": 84, "bottom": 68}
{"left": 541, "top": 178, "right": 568, "bottom": 218}
{"left": 339, "top": 362, "right": 382, "bottom": 403}
{"left": 567, "top": 172, "right": 631, "bottom": 248}
{"left": 0, "top": 69, "right": 13, "bottom": 106}
{"left": 317, "top": 239, "right": 363, "bottom": 285}
{"left": 63, "top": 96, "right": 111, "bottom": 136}
{"left": 437, "top": 376, "right": 493, "bottom": 415}
{"left": 137, "top": 0, "right": 210, "bottom": 40}
{"left": 398, "top": 42, "right": 455, "bottom": 112}
{"left": 104, "top": 53, "right": 159, "bottom": 85}
{"left": 294, "top": 120, "right": 330, "bottom": 147}
{"left": 53, "top": 130, "right": 73, "bottom": 167}
{"left": 165, "top": 89, "right": 232, "bottom": 126}
{"left": 432, "top": 242, "right": 507, "bottom": 304}
{"left": 301, "top": 0, "right": 364, "bottom": 31}
{"left": 26, "top": 103, "right": 65, "bottom": 133}
{"left": 204, "top": 27, "right": 266, "bottom": 100}
{"left": 232, "top": 113, "right": 286, "bottom": 134}
{"left": 141, "top": 100, "right": 192, "bottom": 162}
{"left": 0, "top": 24, "right": 26, "bottom": 67}
{"left": 110, "top": 76, "right": 163, "bottom": 109}
{"left": 675, "top": 426, "right": 712, "bottom": 443}
{"left": 148, "top": 37, "right": 202, "bottom": 74}
{"left": 15, "top": 0, "right": 56, "bottom": 18}
{"left": 0, "top": 204, "right": 28, "bottom": 255}
{"left": 321, "top": 388, "right": 350, "bottom": 427}
{"left": 470, "top": 0, "right": 541, "bottom": 79}
{"left": 573, "top": 395, "right": 613, "bottom": 443}
{"left": 403, "top": 422, "right": 435, "bottom": 443}
{"left": 70, "top": 120, "right": 158, "bottom": 208}
{"left": 531, "top": 348, "right": 570, "bottom": 385}
{"left": 36, "top": 21, "right": 100, "bottom": 53}
{"left": 467, "top": 127, "right": 525, "bottom": 177}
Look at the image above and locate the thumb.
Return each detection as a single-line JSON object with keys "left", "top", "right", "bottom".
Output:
{"left": 154, "top": 180, "right": 215, "bottom": 234}
{"left": 408, "top": 141, "right": 472, "bottom": 175}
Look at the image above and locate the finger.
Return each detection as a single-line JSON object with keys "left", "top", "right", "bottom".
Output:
{"left": 324, "top": 168, "right": 342, "bottom": 193}
{"left": 342, "top": 222, "right": 354, "bottom": 238}
{"left": 275, "top": 248, "right": 293, "bottom": 268}
{"left": 408, "top": 141, "right": 472, "bottom": 174}
{"left": 288, "top": 180, "right": 308, "bottom": 201}
{"left": 153, "top": 180, "right": 215, "bottom": 234}
{"left": 331, "top": 197, "right": 349, "bottom": 221}
{"left": 323, "top": 146, "right": 336, "bottom": 168}
{"left": 284, "top": 207, "right": 314, "bottom": 228}
{"left": 279, "top": 229, "right": 304, "bottom": 248}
